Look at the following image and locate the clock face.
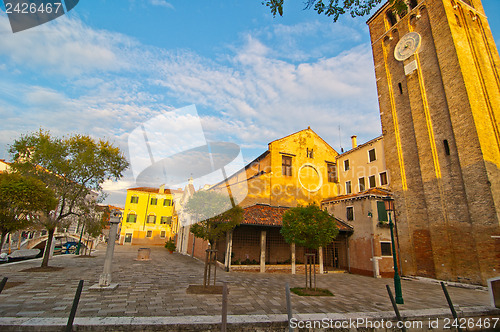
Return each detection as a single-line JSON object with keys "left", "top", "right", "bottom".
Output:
{"left": 394, "top": 32, "right": 421, "bottom": 61}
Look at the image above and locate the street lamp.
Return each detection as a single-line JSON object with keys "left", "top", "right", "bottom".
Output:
{"left": 384, "top": 196, "right": 404, "bottom": 304}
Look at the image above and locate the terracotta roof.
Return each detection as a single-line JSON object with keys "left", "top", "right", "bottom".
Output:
{"left": 127, "top": 187, "right": 183, "bottom": 194}
{"left": 241, "top": 204, "right": 353, "bottom": 232}
{"left": 322, "top": 187, "right": 392, "bottom": 203}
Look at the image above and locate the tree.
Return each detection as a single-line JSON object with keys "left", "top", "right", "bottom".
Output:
{"left": 263, "top": 0, "right": 408, "bottom": 22}
{"left": 281, "top": 204, "right": 339, "bottom": 289}
{"left": 281, "top": 204, "right": 339, "bottom": 249}
{"left": 185, "top": 190, "right": 243, "bottom": 287}
{"left": 9, "top": 130, "right": 128, "bottom": 267}
{"left": 185, "top": 191, "right": 243, "bottom": 247}
{"left": 0, "top": 172, "right": 58, "bottom": 253}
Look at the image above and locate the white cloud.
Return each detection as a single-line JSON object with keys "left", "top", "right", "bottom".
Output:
{"left": 0, "top": 15, "right": 133, "bottom": 76}
{"left": 149, "top": 0, "right": 174, "bottom": 9}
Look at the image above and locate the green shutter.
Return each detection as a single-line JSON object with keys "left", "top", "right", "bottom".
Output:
{"left": 377, "top": 201, "right": 388, "bottom": 222}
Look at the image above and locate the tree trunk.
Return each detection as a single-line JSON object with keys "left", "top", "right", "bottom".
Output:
{"left": 0, "top": 232, "right": 6, "bottom": 254}
{"left": 41, "top": 228, "right": 55, "bottom": 268}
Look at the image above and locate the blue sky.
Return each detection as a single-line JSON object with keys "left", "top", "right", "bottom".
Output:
{"left": 1, "top": 0, "right": 499, "bottom": 206}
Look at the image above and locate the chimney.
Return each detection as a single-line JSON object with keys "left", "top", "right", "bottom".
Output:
{"left": 159, "top": 184, "right": 165, "bottom": 194}
{"left": 351, "top": 135, "right": 357, "bottom": 149}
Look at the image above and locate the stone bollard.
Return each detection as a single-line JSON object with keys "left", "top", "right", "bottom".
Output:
{"left": 137, "top": 248, "right": 151, "bottom": 261}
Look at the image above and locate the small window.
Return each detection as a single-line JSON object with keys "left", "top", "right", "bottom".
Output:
{"left": 163, "top": 198, "right": 172, "bottom": 206}
{"left": 386, "top": 10, "right": 397, "bottom": 26}
{"left": 160, "top": 216, "right": 172, "bottom": 225}
{"left": 377, "top": 201, "right": 388, "bottom": 222}
{"left": 130, "top": 196, "right": 139, "bottom": 204}
{"left": 381, "top": 242, "right": 392, "bottom": 256}
{"left": 306, "top": 148, "right": 314, "bottom": 158}
{"left": 160, "top": 231, "right": 166, "bottom": 238}
{"left": 369, "top": 175, "right": 376, "bottom": 188}
{"left": 146, "top": 230, "right": 153, "bottom": 238}
{"left": 150, "top": 198, "right": 157, "bottom": 205}
{"left": 368, "top": 149, "right": 376, "bottom": 162}
{"left": 126, "top": 214, "right": 137, "bottom": 223}
{"left": 344, "top": 159, "right": 350, "bottom": 171}
{"left": 345, "top": 181, "right": 352, "bottom": 194}
{"left": 327, "top": 163, "right": 337, "bottom": 183}
{"left": 398, "top": 82, "right": 403, "bottom": 94}
{"left": 282, "top": 155, "right": 292, "bottom": 176}
{"left": 443, "top": 140, "right": 450, "bottom": 155}
{"left": 146, "top": 215, "right": 156, "bottom": 224}
{"left": 346, "top": 206, "right": 354, "bottom": 221}
{"left": 358, "top": 177, "right": 366, "bottom": 192}
{"left": 380, "top": 172, "right": 388, "bottom": 186}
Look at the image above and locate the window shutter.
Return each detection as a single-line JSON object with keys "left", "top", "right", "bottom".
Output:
{"left": 377, "top": 201, "right": 388, "bottom": 221}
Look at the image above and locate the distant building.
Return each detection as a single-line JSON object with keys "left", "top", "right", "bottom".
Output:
{"left": 119, "top": 186, "right": 182, "bottom": 245}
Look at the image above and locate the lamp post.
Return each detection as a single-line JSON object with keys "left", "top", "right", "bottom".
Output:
{"left": 384, "top": 196, "right": 404, "bottom": 304}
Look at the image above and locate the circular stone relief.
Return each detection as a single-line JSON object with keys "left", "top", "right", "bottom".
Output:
{"left": 394, "top": 32, "right": 422, "bottom": 61}
{"left": 298, "top": 163, "right": 323, "bottom": 193}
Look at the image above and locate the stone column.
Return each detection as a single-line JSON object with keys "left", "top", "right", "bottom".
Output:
{"left": 291, "top": 243, "right": 296, "bottom": 275}
{"left": 319, "top": 247, "right": 324, "bottom": 274}
{"left": 92, "top": 216, "right": 120, "bottom": 290}
{"left": 260, "top": 230, "right": 266, "bottom": 273}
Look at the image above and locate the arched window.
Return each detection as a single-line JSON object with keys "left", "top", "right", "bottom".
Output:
{"left": 409, "top": 0, "right": 418, "bottom": 10}
{"left": 387, "top": 10, "right": 397, "bottom": 27}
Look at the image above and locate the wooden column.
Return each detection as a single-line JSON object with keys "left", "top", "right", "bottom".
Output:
{"left": 291, "top": 243, "right": 296, "bottom": 275}
{"left": 260, "top": 230, "right": 266, "bottom": 273}
{"left": 224, "top": 230, "right": 233, "bottom": 271}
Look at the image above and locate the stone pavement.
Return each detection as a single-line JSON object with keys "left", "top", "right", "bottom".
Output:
{"left": 0, "top": 244, "right": 497, "bottom": 329}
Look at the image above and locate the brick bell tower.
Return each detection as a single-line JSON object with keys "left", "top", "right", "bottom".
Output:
{"left": 367, "top": 0, "right": 500, "bottom": 285}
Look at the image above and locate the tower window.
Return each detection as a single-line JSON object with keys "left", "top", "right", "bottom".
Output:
{"left": 455, "top": 14, "right": 462, "bottom": 27}
{"left": 386, "top": 10, "right": 397, "bottom": 26}
{"left": 443, "top": 140, "right": 450, "bottom": 155}
{"left": 398, "top": 82, "right": 403, "bottom": 94}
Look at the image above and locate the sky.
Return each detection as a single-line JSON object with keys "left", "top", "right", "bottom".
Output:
{"left": 1, "top": 0, "right": 499, "bottom": 207}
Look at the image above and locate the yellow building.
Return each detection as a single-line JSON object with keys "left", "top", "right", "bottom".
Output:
{"left": 119, "top": 186, "right": 181, "bottom": 245}
{"left": 212, "top": 127, "right": 340, "bottom": 208}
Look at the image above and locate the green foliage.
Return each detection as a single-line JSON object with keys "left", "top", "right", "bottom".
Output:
{"left": 0, "top": 172, "right": 58, "bottom": 250}
{"left": 165, "top": 239, "right": 176, "bottom": 252}
{"left": 185, "top": 191, "right": 243, "bottom": 246}
{"left": 8, "top": 129, "right": 128, "bottom": 266}
{"left": 280, "top": 204, "right": 339, "bottom": 250}
{"left": 263, "top": 0, "right": 407, "bottom": 22}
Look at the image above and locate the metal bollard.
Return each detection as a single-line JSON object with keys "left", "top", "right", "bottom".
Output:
{"left": 386, "top": 285, "right": 406, "bottom": 332}
{"left": 0, "top": 277, "right": 8, "bottom": 294}
{"left": 286, "top": 283, "right": 293, "bottom": 332}
{"left": 441, "top": 282, "right": 462, "bottom": 332}
{"left": 221, "top": 282, "right": 228, "bottom": 332}
{"left": 66, "top": 280, "right": 84, "bottom": 332}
